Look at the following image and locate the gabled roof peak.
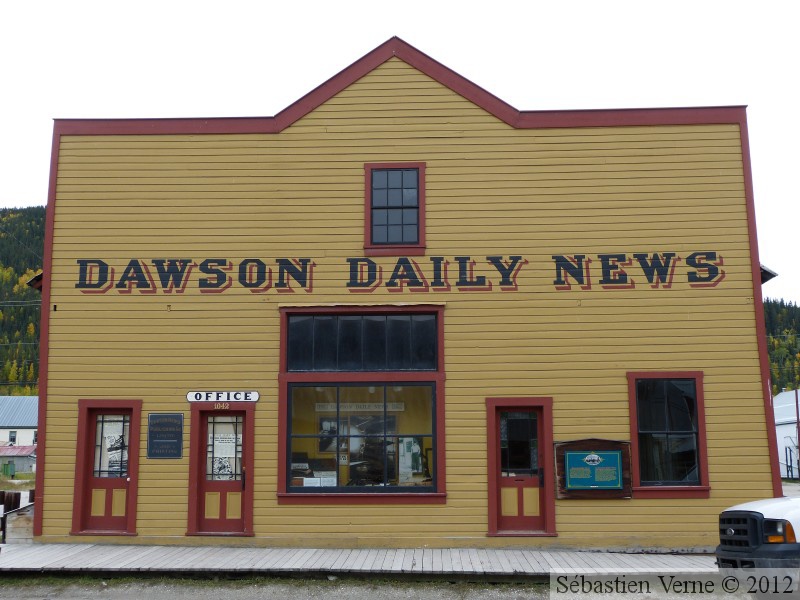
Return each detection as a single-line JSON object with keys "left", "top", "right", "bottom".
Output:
{"left": 54, "top": 37, "right": 747, "bottom": 136}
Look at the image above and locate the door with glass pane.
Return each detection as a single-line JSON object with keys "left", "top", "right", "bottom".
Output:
{"left": 496, "top": 408, "right": 544, "bottom": 531}
{"left": 198, "top": 412, "right": 246, "bottom": 533}
{"left": 83, "top": 410, "right": 133, "bottom": 531}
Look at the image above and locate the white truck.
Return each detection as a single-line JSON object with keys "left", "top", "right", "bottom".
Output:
{"left": 717, "top": 496, "right": 800, "bottom": 569}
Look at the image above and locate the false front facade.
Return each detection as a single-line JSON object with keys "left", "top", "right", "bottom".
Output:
{"left": 35, "top": 38, "right": 778, "bottom": 549}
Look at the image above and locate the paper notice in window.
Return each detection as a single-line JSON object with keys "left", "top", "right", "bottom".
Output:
{"left": 212, "top": 433, "right": 239, "bottom": 458}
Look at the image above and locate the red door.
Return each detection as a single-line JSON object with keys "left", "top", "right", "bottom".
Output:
{"left": 496, "top": 408, "right": 544, "bottom": 531}
{"left": 198, "top": 412, "right": 247, "bottom": 533}
{"left": 73, "top": 403, "right": 139, "bottom": 533}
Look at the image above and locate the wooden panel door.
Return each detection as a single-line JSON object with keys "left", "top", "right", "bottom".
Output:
{"left": 72, "top": 400, "right": 141, "bottom": 535}
{"left": 496, "top": 408, "right": 545, "bottom": 531}
{"left": 198, "top": 412, "right": 247, "bottom": 533}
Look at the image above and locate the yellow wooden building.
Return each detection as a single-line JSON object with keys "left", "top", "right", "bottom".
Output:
{"left": 35, "top": 38, "right": 779, "bottom": 550}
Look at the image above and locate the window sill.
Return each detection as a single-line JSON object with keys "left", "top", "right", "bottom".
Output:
{"left": 278, "top": 492, "right": 446, "bottom": 505}
{"left": 363, "top": 246, "right": 426, "bottom": 257}
{"left": 632, "top": 485, "right": 710, "bottom": 499}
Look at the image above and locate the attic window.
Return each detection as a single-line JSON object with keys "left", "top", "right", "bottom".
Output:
{"left": 364, "top": 162, "right": 426, "bottom": 256}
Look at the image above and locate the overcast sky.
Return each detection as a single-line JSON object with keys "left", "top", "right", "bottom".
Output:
{"left": 2, "top": 1, "right": 797, "bottom": 303}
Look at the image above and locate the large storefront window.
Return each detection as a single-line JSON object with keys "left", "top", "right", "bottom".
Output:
{"left": 280, "top": 306, "right": 445, "bottom": 499}
{"left": 289, "top": 384, "right": 434, "bottom": 491}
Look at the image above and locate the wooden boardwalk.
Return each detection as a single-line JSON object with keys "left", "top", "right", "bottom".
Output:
{"left": 0, "top": 544, "right": 717, "bottom": 579}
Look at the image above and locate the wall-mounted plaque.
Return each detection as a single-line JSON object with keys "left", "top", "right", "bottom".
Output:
{"left": 555, "top": 438, "right": 631, "bottom": 499}
{"left": 565, "top": 450, "right": 623, "bottom": 489}
{"left": 147, "top": 413, "right": 184, "bottom": 459}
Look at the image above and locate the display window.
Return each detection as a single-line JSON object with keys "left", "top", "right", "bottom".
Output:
{"left": 289, "top": 383, "right": 434, "bottom": 491}
{"left": 278, "top": 305, "right": 446, "bottom": 503}
{"left": 627, "top": 371, "right": 710, "bottom": 498}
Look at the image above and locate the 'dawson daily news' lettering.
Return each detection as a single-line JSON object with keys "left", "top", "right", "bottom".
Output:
{"left": 74, "top": 252, "right": 724, "bottom": 295}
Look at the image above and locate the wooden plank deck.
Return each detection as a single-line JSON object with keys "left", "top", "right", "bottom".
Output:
{"left": 0, "top": 543, "right": 718, "bottom": 579}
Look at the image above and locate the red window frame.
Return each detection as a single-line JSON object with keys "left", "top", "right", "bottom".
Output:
{"left": 277, "top": 304, "right": 446, "bottom": 504}
{"left": 364, "top": 162, "right": 426, "bottom": 256}
{"left": 627, "top": 371, "right": 710, "bottom": 499}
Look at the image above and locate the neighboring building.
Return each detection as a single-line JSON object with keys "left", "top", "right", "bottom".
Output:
{"left": 26, "top": 271, "right": 43, "bottom": 292}
{"left": 0, "top": 396, "right": 38, "bottom": 446}
{"left": 34, "top": 38, "right": 778, "bottom": 550}
{"left": 0, "top": 445, "right": 37, "bottom": 475}
{"left": 774, "top": 390, "right": 800, "bottom": 478}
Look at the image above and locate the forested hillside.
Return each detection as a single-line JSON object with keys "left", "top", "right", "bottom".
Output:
{"left": 0, "top": 206, "right": 45, "bottom": 395}
{"left": 765, "top": 298, "right": 800, "bottom": 394}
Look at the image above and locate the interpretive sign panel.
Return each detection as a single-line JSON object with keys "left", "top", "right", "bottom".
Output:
{"left": 565, "top": 450, "right": 623, "bottom": 489}
{"left": 555, "top": 438, "right": 632, "bottom": 499}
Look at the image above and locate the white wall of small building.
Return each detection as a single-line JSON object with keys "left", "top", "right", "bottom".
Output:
{"left": 776, "top": 422, "right": 798, "bottom": 479}
{"left": 773, "top": 391, "right": 800, "bottom": 479}
{"left": 0, "top": 428, "right": 36, "bottom": 446}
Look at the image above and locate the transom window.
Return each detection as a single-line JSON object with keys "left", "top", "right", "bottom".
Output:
{"left": 627, "top": 372, "right": 709, "bottom": 498}
{"left": 280, "top": 306, "right": 444, "bottom": 499}
{"left": 287, "top": 314, "right": 436, "bottom": 371}
{"left": 364, "top": 163, "right": 426, "bottom": 255}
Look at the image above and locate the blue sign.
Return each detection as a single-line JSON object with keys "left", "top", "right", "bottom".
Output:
{"left": 565, "top": 450, "right": 623, "bottom": 489}
{"left": 147, "top": 413, "right": 184, "bottom": 459}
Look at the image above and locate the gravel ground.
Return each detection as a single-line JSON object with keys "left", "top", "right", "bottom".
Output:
{"left": 783, "top": 481, "right": 800, "bottom": 497}
{"left": 0, "top": 575, "right": 549, "bottom": 600}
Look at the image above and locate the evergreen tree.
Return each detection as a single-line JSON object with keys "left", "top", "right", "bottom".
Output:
{"left": 764, "top": 298, "right": 800, "bottom": 394}
{"left": 0, "top": 206, "right": 44, "bottom": 395}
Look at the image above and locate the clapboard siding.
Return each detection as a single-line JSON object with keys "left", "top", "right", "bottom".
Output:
{"left": 39, "top": 55, "right": 770, "bottom": 549}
